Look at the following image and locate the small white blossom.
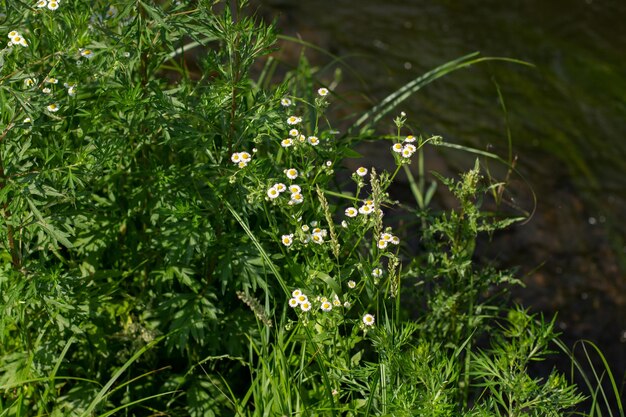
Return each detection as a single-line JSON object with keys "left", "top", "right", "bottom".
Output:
{"left": 281, "top": 234, "right": 294, "bottom": 247}
{"left": 274, "top": 183, "right": 287, "bottom": 193}
{"left": 79, "top": 48, "right": 94, "bottom": 59}
{"left": 47, "top": 1, "right": 59, "bottom": 10}
{"left": 281, "top": 138, "right": 293, "bottom": 148}
{"left": 405, "top": 135, "right": 416, "bottom": 143}
{"left": 347, "top": 280, "right": 356, "bottom": 289}
{"left": 308, "top": 136, "right": 319, "bottom": 146}
{"left": 345, "top": 207, "right": 358, "bottom": 218}
{"left": 289, "top": 193, "right": 303, "bottom": 205}
{"left": 363, "top": 313, "right": 375, "bottom": 326}
{"left": 288, "top": 298, "right": 299, "bottom": 308}
{"left": 284, "top": 168, "right": 298, "bottom": 180}
{"left": 292, "top": 289, "right": 302, "bottom": 298}
{"left": 320, "top": 301, "right": 332, "bottom": 312}
{"left": 289, "top": 129, "right": 299, "bottom": 137}
{"left": 356, "top": 167, "right": 368, "bottom": 177}
{"left": 281, "top": 97, "right": 292, "bottom": 107}
{"left": 46, "top": 103, "right": 59, "bottom": 112}
{"left": 42, "top": 87, "right": 51, "bottom": 94}
{"left": 392, "top": 143, "right": 403, "bottom": 153}
{"left": 317, "top": 87, "right": 329, "bottom": 97}
{"left": 372, "top": 268, "right": 383, "bottom": 277}
{"left": 289, "top": 184, "right": 301, "bottom": 194}
{"left": 358, "top": 204, "right": 373, "bottom": 215}
{"left": 287, "top": 115, "right": 301, "bottom": 125}
{"left": 267, "top": 187, "right": 280, "bottom": 199}
{"left": 105, "top": 5, "right": 118, "bottom": 18}
{"left": 300, "top": 301, "right": 312, "bottom": 312}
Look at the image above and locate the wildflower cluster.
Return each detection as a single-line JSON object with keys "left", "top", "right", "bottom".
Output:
{"left": 35, "top": 0, "right": 59, "bottom": 10}
{"left": 377, "top": 231, "right": 400, "bottom": 249}
{"left": 267, "top": 182, "right": 303, "bottom": 205}
{"left": 391, "top": 135, "right": 418, "bottom": 160}
{"left": 231, "top": 151, "right": 252, "bottom": 168}
{"left": 288, "top": 289, "right": 353, "bottom": 314}
{"left": 345, "top": 198, "right": 380, "bottom": 218}
{"left": 6, "top": 30, "right": 28, "bottom": 47}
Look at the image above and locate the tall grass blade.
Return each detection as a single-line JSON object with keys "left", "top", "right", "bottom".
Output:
{"left": 349, "top": 53, "right": 533, "bottom": 135}
{"left": 79, "top": 335, "right": 165, "bottom": 417}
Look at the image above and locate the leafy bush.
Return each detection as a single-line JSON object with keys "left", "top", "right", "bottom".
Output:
{"left": 0, "top": 1, "right": 596, "bottom": 416}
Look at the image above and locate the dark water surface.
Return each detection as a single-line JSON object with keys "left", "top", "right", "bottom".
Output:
{"left": 258, "top": 0, "right": 626, "bottom": 392}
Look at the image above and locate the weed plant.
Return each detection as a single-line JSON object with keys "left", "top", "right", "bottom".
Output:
{"left": 0, "top": 0, "right": 615, "bottom": 416}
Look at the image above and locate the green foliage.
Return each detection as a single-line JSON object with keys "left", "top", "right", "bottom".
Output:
{"left": 0, "top": 0, "right": 603, "bottom": 416}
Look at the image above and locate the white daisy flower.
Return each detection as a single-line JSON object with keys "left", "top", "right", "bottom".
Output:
{"left": 317, "top": 87, "right": 329, "bottom": 97}
{"left": 372, "top": 268, "right": 383, "bottom": 277}
{"left": 12, "top": 35, "right": 28, "bottom": 47}
{"left": 274, "top": 183, "right": 287, "bottom": 193}
{"left": 8, "top": 31, "right": 20, "bottom": 38}
{"left": 390, "top": 236, "right": 400, "bottom": 245}
{"left": 67, "top": 85, "right": 77, "bottom": 96}
{"left": 405, "top": 135, "right": 416, "bottom": 143}
{"left": 105, "top": 5, "right": 118, "bottom": 18}
{"left": 46, "top": 103, "right": 59, "bottom": 112}
{"left": 47, "top": 1, "right": 59, "bottom": 10}
{"left": 404, "top": 143, "right": 417, "bottom": 153}
{"left": 377, "top": 239, "right": 388, "bottom": 249}
{"left": 287, "top": 115, "right": 301, "bottom": 125}
{"left": 289, "top": 193, "right": 303, "bottom": 205}
{"left": 281, "top": 234, "right": 294, "bottom": 247}
{"left": 332, "top": 296, "right": 341, "bottom": 307}
{"left": 401, "top": 147, "right": 414, "bottom": 158}
{"left": 345, "top": 207, "right": 358, "bottom": 218}
{"left": 311, "top": 233, "right": 324, "bottom": 244}
{"left": 79, "top": 48, "right": 94, "bottom": 59}
{"left": 239, "top": 152, "right": 251, "bottom": 163}
{"left": 356, "top": 167, "right": 368, "bottom": 177}
{"left": 281, "top": 138, "right": 293, "bottom": 148}
{"left": 347, "top": 280, "right": 356, "bottom": 289}
{"left": 392, "top": 143, "right": 404, "bottom": 153}
{"left": 281, "top": 97, "right": 292, "bottom": 107}
{"left": 308, "top": 136, "right": 319, "bottom": 146}
{"left": 301, "top": 224, "right": 310, "bottom": 232}
{"left": 343, "top": 301, "right": 351, "bottom": 308}
{"left": 267, "top": 187, "right": 280, "bottom": 199}
{"left": 363, "top": 313, "right": 375, "bottom": 326}
{"left": 231, "top": 152, "right": 241, "bottom": 163}
{"left": 320, "top": 301, "right": 332, "bottom": 312}
{"left": 296, "top": 294, "right": 308, "bottom": 304}
{"left": 284, "top": 168, "right": 298, "bottom": 180}
{"left": 381, "top": 233, "right": 392, "bottom": 242}
{"left": 42, "top": 87, "right": 51, "bottom": 94}
{"left": 292, "top": 289, "right": 302, "bottom": 298}
{"left": 45, "top": 77, "right": 59, "bottom": 84}
{"left": 238, "top": 161, "right": 248, "bottom": 168}
{"left": 289, "top": 128, "right": 299, "bottom": 137}
{"left": 300, "top": 301, "right": 312, "bottom": 312}
{"left": 288, "top": 298, "right": 299, "bottom": 308}
{"left": 289, "top": 184, "right": 301, "bottom": 194}
{"left": 358, "top": 204, "right": 372, "bottom": 215}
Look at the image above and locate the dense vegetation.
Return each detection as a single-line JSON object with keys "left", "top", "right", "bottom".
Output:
{"left": 0, "top": 1, "right": 618, "bottom": 415}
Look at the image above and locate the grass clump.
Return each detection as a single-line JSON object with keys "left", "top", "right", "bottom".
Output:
{"left": 0, "top": 0, "right": 615, "bottom": 415}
